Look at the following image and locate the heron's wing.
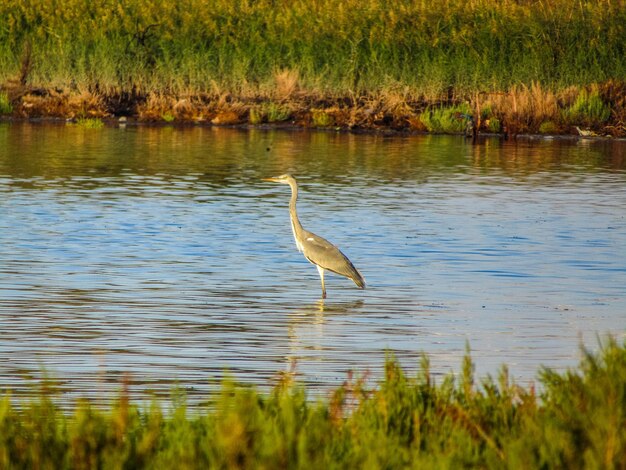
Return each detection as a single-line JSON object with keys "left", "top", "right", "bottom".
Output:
{"left": 300, "top": 231, "right": 365, "bottom": 288}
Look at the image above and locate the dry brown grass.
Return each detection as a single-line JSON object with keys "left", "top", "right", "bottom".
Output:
{"left": 598, "top": 80, "right": 626, "bottom": 135}
{"left": 272, "top": 68, "right": 300, "bottom": 101}
{"left": 2, "top": 78, "right": 624, "bottom": 136}
{"left": 137, "top": 93, "right": 226, "bottom": 122}
{"left": 16, "top": 89, "right": 109, "bottom": 119}
{"left": 487, "top": 83, "right": 559, "bottom": 134}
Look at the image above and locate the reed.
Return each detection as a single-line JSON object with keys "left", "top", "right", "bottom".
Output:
{"left": 0, "top": 0, "right": 625, "bottom": 134}
{"left": 1, "top": 338, "right": 625, "bottom": 469}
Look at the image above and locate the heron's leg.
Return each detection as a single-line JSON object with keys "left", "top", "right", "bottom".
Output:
{"left": 316, "top": 265, "right": 326, "bottom": 299}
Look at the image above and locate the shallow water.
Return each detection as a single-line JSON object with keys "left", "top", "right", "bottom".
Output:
{"left": 1, "top": 122, "right": 625, "bottom": 404}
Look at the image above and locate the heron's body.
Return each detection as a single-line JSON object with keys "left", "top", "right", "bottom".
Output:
{"left": 264, "top": 174, "right": 365, "bottom": 298}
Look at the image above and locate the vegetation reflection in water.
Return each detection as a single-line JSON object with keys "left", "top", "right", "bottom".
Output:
{"left": 1, "top": 339, "right": 625, "bottom": 469}
{"left": 1, "top": 123, "right": 625, "bottom": 185}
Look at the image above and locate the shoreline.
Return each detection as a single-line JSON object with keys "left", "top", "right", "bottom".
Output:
{"left": 1, "top": 85, "right": 625, "bottom": 140}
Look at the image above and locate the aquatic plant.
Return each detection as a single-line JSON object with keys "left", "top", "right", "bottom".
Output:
{"left": 161, "top": 112, "right": 175, "bottom": 123}
{"left": 0, "top": 92, "right": 12, "bottom": 114}
{"left": 248, "top": 101, "right": 292, "bottom": 124}
{"left": 73, "top": 117, "right": 104, "bottom": 129}
{"left": 419, "top": 104, "right": 472, "bottom": 134}
{"left": 0, "top": 338, "right": 625, "bottom": 468}
{"left": 486, "top": 117, "right": 501, "bottom": 133}
{"left": 248, "top": 106, "right": 263, "bottom": 125}
{"left": 265, "top": 103, "right": 291, "bottom": 123}
{"left": 563, "top": 87, "right": 611, "bottom": 127}
{"left": 311, "top": 109, "right": 334, "bottom": 127}
{"left": 539, "top": 121, "right": 558, "bottom": 134}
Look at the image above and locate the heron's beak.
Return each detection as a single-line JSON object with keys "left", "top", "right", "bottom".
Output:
{"left": 263, "top": 177, "right": 280, "bottom": 182}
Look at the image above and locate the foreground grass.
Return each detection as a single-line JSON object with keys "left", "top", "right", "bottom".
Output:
{"left": 1, "top": 339, "right": 625, "bottom": 469}
{"left": 1, "top": 0, "right": 625, "bottom": 135}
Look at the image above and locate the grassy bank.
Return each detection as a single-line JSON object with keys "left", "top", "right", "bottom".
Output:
{"left": 1, "top": 0, "right": 626, "bottom": 135}
{"left": 1, "top": 339, "right": 625, "bottom": 469}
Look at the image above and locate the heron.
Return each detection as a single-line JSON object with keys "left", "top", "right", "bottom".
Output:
{"left": 263, "top": 174, "right": 365, "bottom": 298}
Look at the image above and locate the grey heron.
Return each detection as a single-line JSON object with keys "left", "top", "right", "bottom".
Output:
{"left": 264, "top": 174, "right": 365, "bottom": 298}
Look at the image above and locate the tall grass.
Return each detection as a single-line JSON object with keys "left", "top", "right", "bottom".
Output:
{"left": 1, "top": 0, "right": 625, "bottom": 97}
{"left": 1, "top": 338, "right": 625, "bottom": 468}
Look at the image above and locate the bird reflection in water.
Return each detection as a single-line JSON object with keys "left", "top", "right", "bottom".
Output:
{"left": 281, "top": 300, "right": 365, "bottom": 384}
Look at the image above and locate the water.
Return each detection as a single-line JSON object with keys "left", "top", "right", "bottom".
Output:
{"left": 1, "top": 122, "right": 625, "bottom": 405}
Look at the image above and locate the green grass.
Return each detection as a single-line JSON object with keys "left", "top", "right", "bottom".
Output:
{"left": 311, "top": 109, "right": 334, "bottom": 127}
{"left": 72, "top": 117, "right": 104, "bottom": 129}
{"left": 1, "top": 338, "right": 625, "bottom": 468}
{"left": 539, "top": 121, "right": 558, "bottom": 134}
{"left": 1, "top": 0, "right": 625, "bottom": 98}
{"left": 248, "top": 106, "right": 263, "bottom": 125}
{"left": 420, "top": 104, "right": 473, "bottom": 133}
{"left": 563, "top": 87, "right": 612, "bottom": 127}
{"left": 249, "top": 102, "right": 292, "bottom": 124}
{"left": 161, "top": 112, "right": 175, "bottom": 123}
{"left": 0, "top": 92, "right": 12, "bottom": 114}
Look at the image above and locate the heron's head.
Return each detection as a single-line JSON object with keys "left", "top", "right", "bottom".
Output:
{"left": 263, "top": 174, "right": 295, "bottom": 185}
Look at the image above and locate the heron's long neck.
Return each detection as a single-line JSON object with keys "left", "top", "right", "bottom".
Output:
{"left": 288, "top": 181, "right": 305, "bottom": 241}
